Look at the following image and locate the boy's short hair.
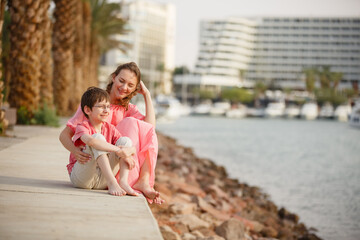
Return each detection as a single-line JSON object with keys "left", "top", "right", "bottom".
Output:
{"left": 81, "top": 87, "right": 110, "bottom": 119}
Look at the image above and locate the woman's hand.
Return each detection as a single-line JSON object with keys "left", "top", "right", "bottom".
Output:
{"left": 137, "top": 81, "right": 150, "bottom": 96}
{"left": 73, "top": 146, "right": 91, "bottom": 164}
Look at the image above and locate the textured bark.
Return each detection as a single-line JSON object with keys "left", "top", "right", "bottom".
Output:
{"left": 8, "top": 0, "right": 43, "bottom": 113}
{"left": 89, "top": 41, "right": 99, "bottom": 87}
{"left": 82, "top": 1, "right": 92, "bottom": 90}
{"left": 52, "top": 0, "right": 77, "bottom": 116}
{"left": 39, "top": 0, "right": 53, "bottom": 106}
{"left": 69, "top": 0, "right": 83, "bottom": 113}
{"left": 0, "top": 0, "right": 6, "bottom": 133}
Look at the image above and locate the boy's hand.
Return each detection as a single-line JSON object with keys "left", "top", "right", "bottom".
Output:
{"left": 116, "top": 146, "right": 136, "bottom": 159}
{"left": 73, "top": 146, "right": 91, "bottom": 164}
{"left": 116, "top": 146, "right": 136, "bottom": 169}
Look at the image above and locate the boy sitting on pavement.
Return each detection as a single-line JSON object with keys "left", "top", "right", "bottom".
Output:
{"left": 68, "top": 86, "right": 138, "bottom": 196}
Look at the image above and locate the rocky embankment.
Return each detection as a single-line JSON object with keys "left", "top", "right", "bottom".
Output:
{"left": 150, "top": 132, "right": 322, "bottom": 240}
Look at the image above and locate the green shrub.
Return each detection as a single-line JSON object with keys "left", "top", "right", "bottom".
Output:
{"left": 221, "top": 88, "right": 254, "bottom": 104}
{"left": 315, "top": 88, "right": 348, "bottom": 107}
{"left": 17, "top": 104, "right": 59, "bottom": 127}
{"left": 33, "top": 104, "right": 60, "bottom": 127}
{"left": 17, "top": 106, "right": 32, "bottom": 125}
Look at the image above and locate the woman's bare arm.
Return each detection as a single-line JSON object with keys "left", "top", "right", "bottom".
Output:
{"left": 139, "top": 81, "right": 156, "bottom": 126}
{"left": 59, "top": 126, "right": 91, "bottom": 164}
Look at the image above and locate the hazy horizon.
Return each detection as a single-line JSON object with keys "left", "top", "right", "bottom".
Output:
{"left": 118, "top": 0, "right": 360, "bottom": 68}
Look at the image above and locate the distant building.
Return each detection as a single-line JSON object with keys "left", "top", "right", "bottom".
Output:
{"left": 102, "top": 0, "right": 175, "bottom": 95}
{"left": 175, "top": 16, "right": 360, "bottom": 91}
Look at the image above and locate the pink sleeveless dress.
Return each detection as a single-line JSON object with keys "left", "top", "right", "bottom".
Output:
{"left": 66, "top": 103, "right": 158, "bottom": 188}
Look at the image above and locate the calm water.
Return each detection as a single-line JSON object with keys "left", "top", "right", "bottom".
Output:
{"left": 157, "top": 116, "right": 360, "bottom": 240}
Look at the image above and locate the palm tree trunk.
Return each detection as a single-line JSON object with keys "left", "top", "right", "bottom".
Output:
{"left": 82, "top": 0, "right": 92, "bottom": 90}
{"left": 89, "top": 41, "right": 99, "bottom": 87}
{"left": 52, "top": 0, "right": 77, "bottom": 116}
{"left": 8, "top": 0, "right": 43, "bottom": 114}
{"left": 39, "top": 0, "right": 53, "bottom": 106}
{"left": 0, "top": 0, "right": 7, "bottom": 133}
{"left": 69, "top": 0, "right": 83, "bottom": 113}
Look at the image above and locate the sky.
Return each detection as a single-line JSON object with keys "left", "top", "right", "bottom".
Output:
{"left": 123, "top": 0, "right": 360, "bottom": 69}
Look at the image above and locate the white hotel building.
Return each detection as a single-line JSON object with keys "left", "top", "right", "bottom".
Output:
{"left": 176, "top": 16, "right": 360, "bottom": 90}
{"left": 102, "top": 0, "right": 175, "bottom": 94}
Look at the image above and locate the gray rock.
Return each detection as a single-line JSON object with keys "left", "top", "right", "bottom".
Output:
{"left": 170, "top": 214, "right": 210, "bottom": 231}
{"left": 215, "top": 218, "right": 245, "bottom": 240}
{"left": 181, "top": 232, "right": 197, "bottom": 240}
{"left": 169, "top": 202, "right": 196, "bottom": 215}
{"left": 160, "top": 225, "right": 181, "bottom": 240}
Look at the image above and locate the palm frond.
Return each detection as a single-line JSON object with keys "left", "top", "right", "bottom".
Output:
{"left": 89, "top": 0, "right": 128, "bottom": 55}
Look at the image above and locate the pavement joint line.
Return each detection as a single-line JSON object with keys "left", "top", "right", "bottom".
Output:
{"left": 0, "top": 188, "right": 146, "bottom": 199}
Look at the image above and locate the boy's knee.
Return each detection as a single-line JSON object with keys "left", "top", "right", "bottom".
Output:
{"left": 91, "top": 133, "right": 106, "bottom": 141}
{"left": 116, "top": 136, "right": 132, "bottom": 147}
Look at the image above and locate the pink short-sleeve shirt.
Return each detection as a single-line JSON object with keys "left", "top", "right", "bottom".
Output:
{"left": 66, "top": 120, "right": 122, "bottom": 174}
{"left": 66, "top": 103, "right": 145, "bottom": 133}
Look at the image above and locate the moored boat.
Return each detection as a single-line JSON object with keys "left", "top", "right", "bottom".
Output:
{"left": 300, "top": 102, "right": 318, "bottom": 120}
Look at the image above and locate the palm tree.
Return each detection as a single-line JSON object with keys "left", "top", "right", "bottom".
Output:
{"left": 330, "top": 72, "right": 343, "bottom": 89}
{"left": 52, "top": 0, "right": 77, "bottom": 116}
{"left": 0, "top": 0, "right": 7, "bottom": 134}
{"left": 82, "top": 1, "right": 92, "bottom": 89}
{"left": 238, "top": 69, "right": 247, "bottom": 87}
{"left": 317, "top": 66, "right": 343, "bottom": 89}
{"left": 8, "top": 0, "right": 46, "bottom": 114}
{"left": 69, "top": 0, "right": 86, "bottom": 112}
{"left": 303, "top": 67, "right": 318, "bottom": 93}
{"left": 89, "top": 0, "right": 128, "bottom": 86}
{"left": 319, "top": 66, "right": 332, "bottom": 89}
{"left": 39, "top": 0, "right": 53, "bottom": 106}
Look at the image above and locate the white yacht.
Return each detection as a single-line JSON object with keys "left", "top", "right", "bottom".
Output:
{"left": 319, "top": 102, "right": 334, "bottom": 119}
{"left": 264, "top": 101, "right": 285, "bottom": 118}
{"left": 155, "top": 95, "right": 187, "bottom": 121}
{"left": 284, "top": 105, "right": 300, "bottom": 118}
{"left": 300, "top": 102, "right": 318, "bottom": 120}
{"left": 349, "top": 100, "right": 360, "bottom": 128}
{"left": 247, "top": 107, "right": 265, "bottom": 118}
{"left": 209, "top": 102, "right": 231, "bottom": 116}
{"left": 334, "top": 104, "right": 352, "bottom": 122}
{"left": 226, "top": 104, "right": 247, "bottom": 118}
{"left": 192, "top": 101, "right": 212, "bottom": 115}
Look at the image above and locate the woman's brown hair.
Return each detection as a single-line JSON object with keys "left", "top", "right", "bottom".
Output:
{"left": 106, "top": 62, "right": 141, "bottom": 110}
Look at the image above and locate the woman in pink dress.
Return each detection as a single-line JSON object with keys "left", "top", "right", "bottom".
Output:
{"left": 59, "top": 62, "right": 163, "bottom": 204}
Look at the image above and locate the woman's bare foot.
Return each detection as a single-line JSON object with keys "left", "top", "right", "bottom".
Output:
{"left": 133, "top": 181, "right": 159, "bottom": 200}
{"left": 108, "top": 182, "right": 126, "bottom": 196}
{"left": 119, "top": 179, "right": 138, "bottom": 196}
{"left": 153, "top": 196, "right": 165, "bottom": 205}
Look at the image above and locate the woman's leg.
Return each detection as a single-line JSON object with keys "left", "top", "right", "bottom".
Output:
{"left": 132, "top": 153, "right": 160, "bottom": 200}
{"left": 116, "top": 118, "right": 163, "bottom": 203}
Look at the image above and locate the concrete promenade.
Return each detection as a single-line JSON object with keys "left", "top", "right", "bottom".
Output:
{"left": 0, "top": 125, "right": 163, "bottom": 240}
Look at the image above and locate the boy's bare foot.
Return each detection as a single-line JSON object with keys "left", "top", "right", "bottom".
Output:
{"left": 119, "top": 179, "right": 138, "bottom": 196}
{"left": 108, "top": 182, "right": 126, "bottom": 196}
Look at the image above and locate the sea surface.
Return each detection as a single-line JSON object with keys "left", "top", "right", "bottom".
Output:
{"left": 156, "top": 116, "right": 360, "bottom": 240}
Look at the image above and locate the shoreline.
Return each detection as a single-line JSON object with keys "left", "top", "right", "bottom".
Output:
{"left": 151, "top": 131, "right": 322, "bottom": 240}
{"left": 0, "top": 125, "right": 322, "bottom": 240}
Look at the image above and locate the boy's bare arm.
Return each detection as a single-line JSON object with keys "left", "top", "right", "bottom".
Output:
{"left": 80, "top": 134, "right": 120, "bottom": 153}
